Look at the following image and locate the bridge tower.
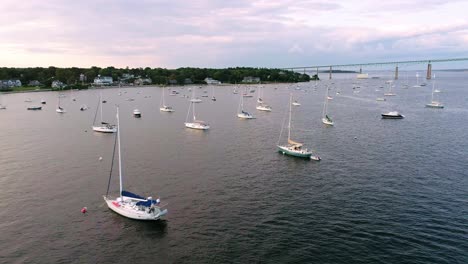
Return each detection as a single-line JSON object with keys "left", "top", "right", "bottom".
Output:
{"left": 395, "top": 65, "right": 399, "bottom": 80}
{"left": 427, "top": 62, "right": 432, "bottom": 79}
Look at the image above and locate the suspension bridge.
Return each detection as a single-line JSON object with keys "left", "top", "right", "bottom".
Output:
{"left": 283, "top": 57, "right": 468, "bottom": 80}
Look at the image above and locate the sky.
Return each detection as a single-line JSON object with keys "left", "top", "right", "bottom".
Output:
{"left": 1, "top": 0, "right": 468, "bottom": 69}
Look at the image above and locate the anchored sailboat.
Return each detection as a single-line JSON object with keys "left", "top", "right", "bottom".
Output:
{"left": 103, "top": 106, "right": 168, "bottom": 220}
{"left": 256, "top": 86, "right": 272, "bottom": 111}
{"left": 56, "top": 94, "right": 66, "bottom": 113}
{"left": 92, "top": 93, "right": 117, "bottom": 133}
{"left": 322, "top": 87, "right": 334, "bottom": 126}
{"left": 425, "top": 75, "right": 444, "bottom": 108}
{"left": 160, "top": 88, "right": 175, "bottom": 112}
{"left": 237, "top": 92, "right": 255, "bottom": 119}
{"left": 278, "top": 94, "right": 320, "bottom": 160}
{"left": 185, "top": 101, "right": 210, "bottom": 130}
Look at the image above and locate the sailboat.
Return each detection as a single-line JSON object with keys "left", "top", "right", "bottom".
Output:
{"left": 92, "top": 93, "right": 117, "bottom": 133}
{"left": 56, "top": 94, "right": 66, "bottom": 113}
{"left": 277, "top": 94, "right": 320, "bottom": 160}
{"left": 160, "top": 88, "right": 175, "bottom": 112}
{"left": 185, "top": 101, "right": 210, "bottom": 130}
{"left": 292, "top": 100, "right": 301, "bottom": 106}
{"left": 256, "top": 86, "right": 272, "bottom": 111}
{"left": 237, "top": 92, "right": 255, "bottom": 119}
{"left": 384, "top": 81, "right": 396, "bottom": 96}
{"left": 425, "top": 75, "right": 444, "bottom": 108}
{"left": 190, "top": 88, "right": 202, "bottom": 103}
{"left": 103, "top": 106, "right": 168, "bottom": 220}
{"left": 211, "top": 86, "right": 216, "bottom": 101}
{"left": 321, "top": 87, "right": 334, "bottom": 125}
{"left": 413, "top": 72, "right": 421, "bottom": 88}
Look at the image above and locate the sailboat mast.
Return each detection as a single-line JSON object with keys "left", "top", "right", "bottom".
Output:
{"left": 431, "top": 74, "right": 435, "bottom": 102}
{"left": 162, "top": 88, "right": 165, "bottom": 106}
{"left": 192, "top": 101, "right": 196, "bottom": 121}
{"left": 116, "top": 106, "right": 123, "bottom": 199}
{"left": 322, "top": 87, "right": 328, "bottom": 117}
{"left": 288, "top": 93, "right": 292, "bottom": 141}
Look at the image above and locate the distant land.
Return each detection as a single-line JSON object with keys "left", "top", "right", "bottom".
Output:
{"left": 0, "top": 66, "right": 317, "bottom": 92}
{"left": 435, "top": 69, "right": 468, "bottom": 72}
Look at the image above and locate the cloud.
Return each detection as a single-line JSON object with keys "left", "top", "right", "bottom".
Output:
{"left": 0, "top": 0, "right": 467, "bottom": 68}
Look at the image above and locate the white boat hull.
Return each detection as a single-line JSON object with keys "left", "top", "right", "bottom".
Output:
{"left": 292, "top": 102, "right": 301, "bottom": 106}
{"left": 322, "top": 118, "right": 334, "bottom": 126}
{"left": 93, "top": 125, "right": 117, "bottom": 133}
{"left": 256, "top": 105, "right": 272, "bottom": 112}
{"left": 160, "top": 107, "right": 175, "bottom": 112}
{"left": 56, "top": 108, "right": 66, "bottom": 113}
{"left": 103, "top": 196, "right": 167, "bottom": 221}
{"left": 237, "top": 113, "right": 255, "bottom": 119}
{"left": 185, "top": 122, "right": 210, "bottom": 130}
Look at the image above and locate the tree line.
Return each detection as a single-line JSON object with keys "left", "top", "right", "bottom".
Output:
{"left": 0, "top": 66, "right": 315, "bottom": 89}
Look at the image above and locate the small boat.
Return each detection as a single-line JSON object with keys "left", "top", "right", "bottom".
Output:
{"left": 201, "top": 95, "right": 209, "bottom": 98}
{"left": 256, "top": 104, "right": 272, "bottom": 112}
{"left": 27, "top": 106, "right": 42, "bottom": 110}
{"left": 381, "top": 111, "right": 404, "bottom": 119}
{"left": 233, "top": 89, "right": 239, "bottom": 94}
{"left": 133, "top": 109, "right": 141, "bottom": 118}
{"left": 41, "top": 99, "right": 46, "bottom": 104}
{"left": 238, "top": 110, "right": 255, "bottom": 119}
{"left": 160, "top": 105, "right": 175, "bottom": 112}
{"left": 327, "top": 96, "right": 333, "bottom": 100}
{"left": 185, "top": 101, "right": 210, "bottom": 130}
{"left": 126, "top": 98, "right": 134, "bottom": 101}
{"left": 292, "top": 101, "right": 301, "bottom": 106}
{"left": 103, "top": 106, "right": 167, "bottom": 221}
{"left": 242, "top": 93, "right": 253, "bottom": 97}
{"left": 322, "top": 115, "right": 334, "bottom": 126}
{"left": 211, "top": 96, "right": 216, "bottom": 101}
{"left": 80, "top": 105, "right": 88, "bottom": 111}
{"left": 376, "top": 97, "right": 386, "bottom": 101}
{"left": 102, "top": 100, "right": 107, "bottom": 103}
{"left": 434, "top": 89, "right": 441, "bottom": 93}
{"left": 0, "top": 105, "right": 6, "bottom": 110}
{"left": 278, "top": 94, "right": 320, "bottom": 160}
{"left": 56, "top": 106, "right": 66, "bottom": 113}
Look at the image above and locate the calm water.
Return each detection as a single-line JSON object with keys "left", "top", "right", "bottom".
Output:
{"left": 1, "top": 72, "right": 467, "bottom": 263}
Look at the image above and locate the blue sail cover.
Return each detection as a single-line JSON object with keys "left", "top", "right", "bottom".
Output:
{"left": 121, "top": 190, "right": 145, "bottom": 200}
{"left": 136, "top": 199, "right": 157, "bottom": 207}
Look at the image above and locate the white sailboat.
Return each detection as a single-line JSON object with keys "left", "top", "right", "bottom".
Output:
{"left": 190, "top": 88, "right": 202, "bottom": 103}
{"left": 160, "top": 88, "right": 175, "bottom": 112}
{"left": 56, "top": 95, "right": 66, "bottom": 113}
{"left": 292, "top": 100, "right": 301, "bottom": 106}
{"left": 321, "top": 87, "right": 334, "bottom": 126}
{"left": 133, "top": 108, "right": 141, "bottom": 118}
{"left": 425, "top": 75, "right": 444, "bottom": 109}
{"left": 256, "top": 86, "right": 272, "bottom": 111}
{"left": 103, "top": 106, "right": 168, "bottom": 221}
{"left": 185, "top": 101, "right": 210, "bottom": 130}
{"left": 277, "top": 94, "right": 320, "bottom": 160}
{"left": 237, "top": 92, "right": 255, "bottom": 119}
{"left": 384, "top": 81, "right": 396, "bottom": 96}
{"left": 211, "top": 86, "right": 216, "bottom": 101}
{"left": 92, "top": 93, "right": 117, "bottom": 133}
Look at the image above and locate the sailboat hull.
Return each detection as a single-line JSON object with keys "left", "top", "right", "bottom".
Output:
{"left": 425, "top": 103, "right": 444, "bottom": 108}
{"left": 185, "top": 122, "right": 210, "bottom": 130}
{"left": 277, "top": 145, "right": 314, "bottom": 159}
{"left": 92, "top": 126, "right": 117, "bottom": 133}
{"left": 103, "top": 196, "right": 167, "bottom": 221}
{"left": 322, "top": 118, "right": 334, "bottom": 126}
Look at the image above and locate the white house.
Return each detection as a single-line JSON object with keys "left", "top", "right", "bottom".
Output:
{"left": 204, "top": 77, "right": 221, "bottom": 85}
{"left": 52, "top": 80, "right": 65, "bottom": 88}
{"left": 94, "top": 76, "right": 113, "bottom": 85}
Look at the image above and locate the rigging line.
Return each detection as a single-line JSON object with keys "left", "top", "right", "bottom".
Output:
{"left": 277, "top": 95, "right": 289, "bottom": 145}
{"left": 106, "top": 128, "right": 119, "bottom": 197}
{"left": 92, "top": 95, "right": 100, "bottom": 126}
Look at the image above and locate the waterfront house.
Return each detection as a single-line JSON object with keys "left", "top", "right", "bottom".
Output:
{"left": 94, "top": 76, "right": 113, "bottom": 86}
{"left": 52, "top": 80, "right": 65, "bottom": 89}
